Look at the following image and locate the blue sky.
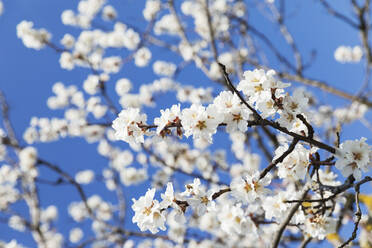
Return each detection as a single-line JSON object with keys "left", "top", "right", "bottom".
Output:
{"left": 0, "top": 0, "right": 371, "bottom": 247}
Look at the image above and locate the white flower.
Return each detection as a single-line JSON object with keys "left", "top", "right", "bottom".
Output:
{"left": 134, "top": 47, "right": 152, "bottom": 67}
{"left": 177, "top": 86, "right": 214, "bottom": 104}
{"left": 317, "top": 169, "right": 341, "bottom": 186}
{"left": 238, "top": 69, "right": 275, "bottom": 101}
{"left": 68, "top": 202, "right": 88, "bottom": 222}
{"left": 218, "top": 203, "right": 256, "bottom": 235}
{"left": 75, "top": 170, "right": 94, "bottom": 184}
{"left": 9, "top": 216, "right": 25, "bottom": 232}
{"left": 181, "top": 104, "right": 223, "bottom": 143}
{"left": 112, "top": 108, "right": 148, "bottom": 145}
{"left": 335, "top": 137, "right": 371, "bottom": 180}
{"left": 277, "top": 110, "right": 297, "bottom": 129}
{"left": 230, "top": 171, "right": 271, "bottom": 203}
{"left": 278, "top": 90, "right": 309, "bottom": 129}
{"left": 69, "top": 227, "right": 83, "bottom": 243}
{"left": 153, "top": 61, "right": 177, "bottom": 77}
{"left": 182, "top": 178, "right": 203, "bottom": 197}
{"left": 237, "top": 69, "right": 289, "bottom": 117}
{"left": 19, "top": 146, "right": 37, "bottom": 171}
{"left": 286, "top": 88, "right": 309, "bottom": 114}
{"left": 154, "top": 104, "right": 181, "bottom": 136}
{"left": 187, "top": 188, "right": 215, "bottom": 216}
{"left": 83, "top": 75, "right": 100, "bottom": 95}
{"left": 86, "top": 97, "right": 107, "bottom": 119}
{"left": 213, "top": 91, "right": 251, "bottom": 133}
{"left": 60, "top": 34, "right": 75, "bottom": 49}
{"left": 304, "top": 215, "right": 337, "bottom": 240}
{"left": 3, "top": 240, "right": 25, "bottom": 248}
{"left": 352, "top": 46, "right": 363, "bottom": 61}
{"left": 123, "top": 28, "right": 140, "bottom": 50}
{"left": 59, "top": 52, "right": 75, "bottom": 70}
{"left": 274, "top": 143, "right": 311, "bottom": 181}
{"left": 0, "top": 165, "right": 18, "bottom": 187}
{"left": 102, "top": 5, "right": 117, "bottom": 20}
{"left": 143, "top": 0, "right": 161, "bottom": 21}
{"left": 16, "top": 21, "right": 51, "bottom": 50}
{"left": 120, "top": 167, "right": 148, "bottom": 186}
{"left": 78, "top": 0, "right": 105, "bottom": 18}
{"left": 167, "top": 210, "right": 186, "bottom": 242}
{"left": 115, "top": 78, "right": 132, "bottom": 96}
{"left": 334, "top": 102, "right": 368, "bottom": 123}
{"left": 101, "top": 56, "right": 122, "bottom": 73}
{"left": 180, "top": 179, "right": 216, "bottom": 216}
{"left": 262, "top": 192, "right": 290, "bottom": 221}
{"left": 41, "top": 205, "right": 58, "bottom": 222}
{"left": 132, "top": 188, "right": 166, "bottom": 234}
{"left": 123, "top": 240, "right": 134, "bottom": 248}
{"left": 61, "top": 10, "right": 77, "bottom": 26}
{"left": 160, "top": 182, "right": 175, "bottom": 208}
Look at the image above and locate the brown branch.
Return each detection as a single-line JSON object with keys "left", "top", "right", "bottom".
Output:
{"left": 338, "top": 184, "right": 362, "bottom": 248}
{"left": 298, "top": 237, "right": 312, "bottom": 248}
{"left": 270, "top": 2, "right": 303, "bottom": 74}
{"left": 167, "top": 0, "right": 211, "bottom": 78}
{"left": 259, "top": 137, "right": 299, "bottom": 180}
{"left": 254, "top": 128, "right": 274, "bottom": 161}
{"left": 278, "top": 72, "right": 372, "bottom": 108}
{"left": 218, "top": 62, "right": 262, "bottom": 119}
{"left": 285, "top": 176, "right": 372, "bottom": 204}
{"left": 37, "top": 158, "right": 94, "bottom": 216}
{"left": 229, "top": 14, "right": 297, "bottom": 72}
{"left": 0, "top": 91, "right": 19, "bottom": 147}
{"left": 318, "top": 0, "right": 359, "bottom": 29}
{"left": 353, "top": 0, "right": 372, "bottom": 65}
{"left": 271, "top": 189, "right": 310, "bottom": 248}
{"left": 218, "top": 62, "right": 336, "bottom": 154}
{"left": 296, "top": 114, "right": 314, "bottom": 139}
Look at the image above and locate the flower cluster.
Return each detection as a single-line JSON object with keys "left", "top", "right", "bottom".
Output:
{"left": 16, "top": 21, "right": 51, "bottom": 50}
{"left": 112, "top": 69, "right": 311, "bottom": 146}
{"left": 334, "top": 45, "right": 363, "bottom": 63}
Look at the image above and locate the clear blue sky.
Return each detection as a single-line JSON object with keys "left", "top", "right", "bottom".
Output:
{"left": 0, "top": 0, "right": 370, "bottom": 247}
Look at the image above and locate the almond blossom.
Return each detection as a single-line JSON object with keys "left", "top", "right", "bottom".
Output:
{"left": 132, "top": 188, "right": 166, "bottom": 234}
{"left": 335, "top": 137, "right": 371, "bottom": 180}
{"left": 112, "top": 108, "right": 148, "bottom": 145}
{"left": 181, "top": 104, "right": 223, "bottom": 143}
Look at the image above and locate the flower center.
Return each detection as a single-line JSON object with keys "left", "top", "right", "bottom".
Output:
{"left": 290, "top": 102, "right": 298, "bottom": 111}
{"left": 142, "top": 202, "right": 154, "bottom": 216}
{"left": 232, "top": 113, "right": 243, "bottom": 122}
{"left": 254, "top": 84, "right": 264, "bottom": 92}
{"left": 353, "top": 152, "right": 362, "bottom": 161}
{"left": 201, "top": 196, "right": 209, "bottom": 205}
{"left": 244, "top": 182, "right": 252, "bottom": 192}
{"left": 196, "top": 120, "right": 207, "bottom": 130}
{"left": 235, "top": 216, "right": 241, "bottom": 223}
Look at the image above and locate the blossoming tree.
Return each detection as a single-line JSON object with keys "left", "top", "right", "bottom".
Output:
{"left": 0, "top": 0, "right": 372, "bottom": 247}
